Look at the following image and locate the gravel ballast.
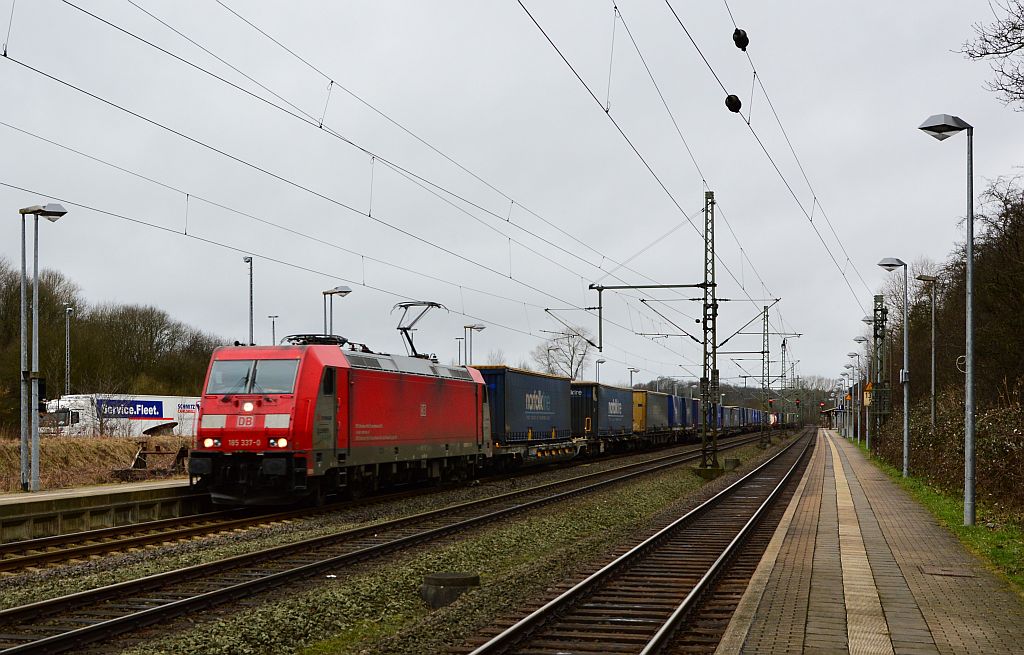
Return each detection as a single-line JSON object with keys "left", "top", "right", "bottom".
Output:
{"left": 0, "top": 440, "right": 742, "bottom": 609}
{"left": 112, "top": 436, "right": 794, "bottom": 655}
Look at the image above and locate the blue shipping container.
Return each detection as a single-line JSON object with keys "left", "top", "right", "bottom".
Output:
{"left": 476, "top": 366, "right": 571, "bottom": 444}
{"left": 572, "top": 382, "right": 633, "bottom": 436}
{"left": 667, "top": 395, "right": 684, "bottom": 428}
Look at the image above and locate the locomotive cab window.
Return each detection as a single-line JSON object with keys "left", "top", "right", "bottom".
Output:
{"left": 207, "top": 359, "right": 300, "bottom": 395}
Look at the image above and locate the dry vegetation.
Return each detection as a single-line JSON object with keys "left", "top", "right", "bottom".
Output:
{"left": 0, "top": 435, "right": 191, "bottom": 492}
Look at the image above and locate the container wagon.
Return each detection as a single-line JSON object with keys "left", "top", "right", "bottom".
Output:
{"left": 476, "top": 366, "right": 575, "bottom": 462}
{"left": 571, "top": 382, "right": 633, "bottom": 441}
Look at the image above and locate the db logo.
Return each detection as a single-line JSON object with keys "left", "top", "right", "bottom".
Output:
{"left": 236, "top": 415, "right": 255, "bottom": 428}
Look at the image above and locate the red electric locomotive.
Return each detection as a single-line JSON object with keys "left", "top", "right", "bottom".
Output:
{"left": 188, "top": 335, "right": 490, "bottom": 504}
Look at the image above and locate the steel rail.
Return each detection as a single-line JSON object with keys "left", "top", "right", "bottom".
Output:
{"left": 639, "top": 430, "right": 811, "bottom": 653}
{"left": 0, "top": 432, "right": 758, "bottom": 573}
{"left": 0, "top": 434, "right": 767, "bottom": 654}
{"left": 467, "top": 428, "right": 811, "bottom": 654}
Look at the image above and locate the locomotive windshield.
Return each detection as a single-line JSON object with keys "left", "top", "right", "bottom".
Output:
{"left": 206, "top": 359, "right": 300, "bottom": 395}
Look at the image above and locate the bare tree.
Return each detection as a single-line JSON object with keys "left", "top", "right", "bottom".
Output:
{"left": 530, "top": 327, "right": 593, "bottom": 379}
{"left": 485, "top": 348, "right": 507, "bottom": 365}
{"left": 963, "top": 1, "right": 1024, "bottom": 109}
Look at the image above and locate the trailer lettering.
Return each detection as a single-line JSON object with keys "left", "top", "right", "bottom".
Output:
{"left": 524, "top": 390, "right": 551, "bottom": 412}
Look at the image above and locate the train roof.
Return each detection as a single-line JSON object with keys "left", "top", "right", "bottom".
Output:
{"left": 211, "top": 344, "right": 478, "bottom": 382}
{"left": 472, "top": 365, "right": 571, "bottom": 382}
{"left": 570, "top": 380, "right": 634, "bottom": 393}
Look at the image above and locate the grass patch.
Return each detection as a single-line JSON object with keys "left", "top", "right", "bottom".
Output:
{"left": 857, "top": 441, "right": 1024, "bottom": 595}
{"left": 0, "top": 436, "right": 190, "bottom": 492}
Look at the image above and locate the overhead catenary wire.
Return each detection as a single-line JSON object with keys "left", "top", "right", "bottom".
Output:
{"left": 0, "top": 119, "right": 550, "bottom": 311}
{"left": 662, "top": 0, "right": 870, "bottom": 311}
{"left": 63, "top": 0, "right": 700, "bottom": 347}
{"left": 10, "top": 4, "right": 711, "bottom": 375}
{"left": 79, "top": 0, "right": 720, "bottom": 364}
{"left": 612, "top": 4, "right": 788, "bottom": 334}
{"left": 207, "top": 0, "right": 694, "bottom": 296}
{"left": 516, "top": 1, "right": 793, "bottom": 341}
{"left": 0, "top": 177, "right": 691, "bottom": 376}
{"left": 0, "top": 115, "right": 698, "bottom": 373}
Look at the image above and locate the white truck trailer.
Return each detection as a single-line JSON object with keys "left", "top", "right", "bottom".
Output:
{"left": 42, "top": 394, "right": 200, "bottom": 437}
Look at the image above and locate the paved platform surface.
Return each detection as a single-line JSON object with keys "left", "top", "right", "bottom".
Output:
{"left": 0, "top": 479, "right": 190, "bottom": 506}
{"left": 718, "top": 428, "right": 1024, "bottom": 654}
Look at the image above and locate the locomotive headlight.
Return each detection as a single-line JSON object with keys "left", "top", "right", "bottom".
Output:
{"left": 214, "top": 439, "right": 221, "bottom": 447}
{"left": 277, "top": 438, "right": 288, "bottom": 448}
{"left": 269, "top": 438, "right": 277, "bottom": 447}
{"left": 242, "top": 402, "right": 254, "bottom": 412}
{"left": 203, "top": 438, "right": 215, "bottom": 448}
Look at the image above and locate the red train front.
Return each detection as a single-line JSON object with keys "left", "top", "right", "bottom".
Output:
{"left": 188, "top": 338, "right": 489, "bottom": 504}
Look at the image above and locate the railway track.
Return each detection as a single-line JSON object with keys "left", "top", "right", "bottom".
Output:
{"left": 464, "top": 427, "right": 813, "bottom": 655}
{"left": 0, "top": 432, "right": 768, "bottom": 574}
{"left": 0, "top": 433, "right": 773, "bottom": 654}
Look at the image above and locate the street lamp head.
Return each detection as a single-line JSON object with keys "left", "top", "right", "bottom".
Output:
{"left": 847, "top": 352, "right": 859, "bottom": 358}
{"left": 323, "top": 285, "right": 352, "bottom": 297}
{"left": 242, "top": 256, "right": 253, "bottom": 264}
{"left": 596, "top": 359, "right": 607, "bottom": 364}
{"left": 628, "top": 367, "right": 639, "bottom": 373}
{"left": 65, "top": 306, "right": 73, "bottom": 316}
{"left": 464, "top": 323, "right": 486, "bottom": 332}
{"left": 844, "top": 363, "right": 854, "bottom": 369}
{"left": 19, "top": 203, "right": 68, "bottom": 222}
{"left": 878, "top": 257, "right": 906, "bottom": 272}
{"left": 916, "top": 274, "right": 938, "bottom": 283}
{"left": 861, "top": 315, "right": 873, "bottom": 325}
{"left": 853, "top": 336, "right": 868, "bottom": 344}
{"left": 918, "top": 114, "right": 971, "bottom": 141}
{"left": 267, "top": 314, "right": 279, "bottom": 319}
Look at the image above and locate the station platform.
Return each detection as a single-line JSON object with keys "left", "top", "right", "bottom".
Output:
{"left": 0, "top": 478, "right": 208, "bottom": 542}
{"left": 719, "top": 428, "right": 1024, "bottom": 654}
{"left": 0, "top": 478, "right": 191, "bottom": 506}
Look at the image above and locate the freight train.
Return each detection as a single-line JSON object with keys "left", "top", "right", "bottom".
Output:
{"left": 188, "top": 336, "right": 797, "bottom": 504}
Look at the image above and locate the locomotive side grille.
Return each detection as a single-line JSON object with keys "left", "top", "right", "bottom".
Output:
{"left": 346, "top": 354, "right": 384, "bottom": 369}
{"left": 430, "top": 365, "right": 473, "bottom": 381}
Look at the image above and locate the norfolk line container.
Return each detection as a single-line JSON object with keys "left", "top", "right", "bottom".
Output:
{"left": 476, "top": 366, "right": 572, "bottom": 444}
{"left": 572, "top": 382, "right": 633, "bottom": 437}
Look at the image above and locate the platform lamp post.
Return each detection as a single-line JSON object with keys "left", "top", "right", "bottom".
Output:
{"left": 267, "top": 315, "right": 279, "bottom": 345}
{"left": 843, "top": 368, "right": 851, "bottom": 440}
{"left": 854, "top": 335, "right": 870, "bottom": 447}
{"left": 916, "top": 274, "right": 938, "bottom": 434}
{"left": 463, "top": 324, "right": 485, "bottom": 365}
{"left": 242, "top": 257, "right": 254, "bottom": 345}
{"left": 919, "top": 113, "right": 974, "bottom": 525}
{"left": 840, "top": 373, "right": 851, "bottom": 438}
{"left": 596, "top": 358, "right": 606, "bottom": 383}
{"left": 879, "top": 257, "right": 909, "bottom": 477}
{"left": 18, "top": 203, "right": 68, "bottom": 492}
{"left": 456, "top": 337, "right": 466, "bottom": 365}
{"left": 628, "top": 367, "right": 640, "bottom": 387}
{"left": 844, "top": 363, "right": 856, "bottom": 442}
{"left": 322, "top": 286, "right": 352, "bottom": 335}
{"left": 847, "top": 352, "right": 863, "bottom": 444}
{"left": 64, "top": 305, "right": 73, "bottom": 396}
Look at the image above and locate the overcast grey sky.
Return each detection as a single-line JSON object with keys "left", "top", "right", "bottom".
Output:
{"left": 0, "top": 1, "right": 1018, "bottom": 389}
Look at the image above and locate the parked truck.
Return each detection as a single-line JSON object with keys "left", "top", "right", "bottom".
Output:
{"left": 42, "top": 394, "right": 200, "bottom": 437}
